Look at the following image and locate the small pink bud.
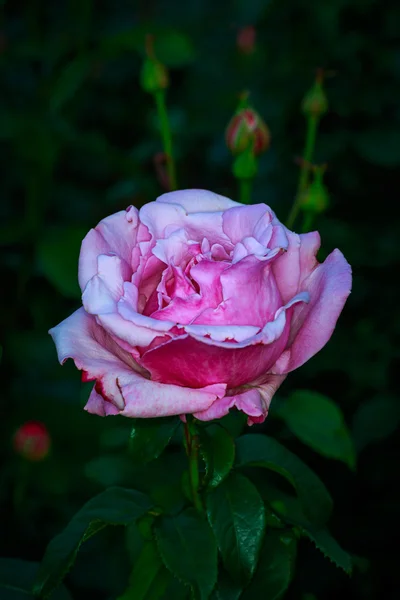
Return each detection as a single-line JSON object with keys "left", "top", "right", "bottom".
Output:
{"left": 237, "top": 26, "right": 256, "bottom": 55}
{"left": 226, "top": 107, "right": 270, "bottom": 155}
{"left": 13, "top": 421, "right": 51, "bottom": 462}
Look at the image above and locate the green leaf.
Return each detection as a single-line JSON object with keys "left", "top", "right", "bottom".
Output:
{"left": 206, "top": 472, "right": 266, "bottom": 585}
{"left": 33, "top": 487, "right": 153, "bottom": 599}
{"left": 50, "top": 56, "right": 91, "bottom": 113}
{"left": 210, "top": 569, "right": 243, "bottom": 600}
{"left": 117, "top": 540, "right": 169, "bottom": 600}
{"left": 277, "top": 390, "right": 356, "bottom": 469}
{"left": 352, "top": 395, "right": 400, "bottom": 452}
{"left": 260, "top": 485, "right": 352, "bottom": 574}
{"left": 37, "top": 226, "right": 87, "bottom": 298}
{"left": 129, "top": 417, "right": 181, "bottom": 463}
{"left": 235, "top": 434, "right": 333, "bottom": 526}
{"left": 199, "top": 425, "right": 235, "bottom": 488}
{"left": 0, "top": 559, "right": 72, "bottom": 600}
{"left": 154, "top": 508, "right": 218, "bottom": 600}
{"left": 241, "top": 531, "right": 297, "bottom": 600}
{"left": 302, "top": 527, "right": 352, "bottom": 574}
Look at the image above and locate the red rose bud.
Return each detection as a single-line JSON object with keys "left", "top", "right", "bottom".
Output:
{"left": 300, "top": 166, "right": 329, "bottom": 214}
{"left": 140, "top": 35, "right": 169, "bottom": 93}
{"left": 226, "top": 107, "right": 270, "bottom": 155}
{"left": 301, "top": 69, "right": 328, "bottom": 118}
{"left": 13, "top": 421, "right": 51, "bottom": 461}
{"left": 237, "top": 26, "right": 256, "bottom": 55}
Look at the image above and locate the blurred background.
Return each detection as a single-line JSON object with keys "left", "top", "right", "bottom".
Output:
{"left": 1, "top": 0, "right": 400, "bottom": 598}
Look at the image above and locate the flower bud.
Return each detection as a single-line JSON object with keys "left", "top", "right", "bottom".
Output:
{"left": 237, "top": 26, "right": 256, "bottom": 55}
{"left": 301, "top": 70, "right": 328, "bottom": 119}
{"left": 300, "top": 167, "right": 329, "bottom": 214}
{"left": 140, "top": 35, "right": 169, "bottom": 94}
{"left": 13, "top": 421, "right": 51, "bottom": 461}
{"left": 226, "top": 106, "right": 270, "bottom": 155}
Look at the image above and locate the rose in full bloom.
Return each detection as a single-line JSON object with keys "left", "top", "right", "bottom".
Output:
{"left": 50, "top": 190, "right": 351, "bottom": 424}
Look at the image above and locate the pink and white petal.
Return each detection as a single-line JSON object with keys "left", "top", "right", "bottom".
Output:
{"left": 152, "top": 229, "right": 194, "bottom": 265}
{"left": 193, "top": 374, "right": 287, "bottom": 424}
{"left": 271, "top": 229, "right": 302, "bottom": 303}
{"left": 50, "top": 307, "right": 223, "bottom": 419}
{"left": 184, "top": 323, "right": 260, "bottom": 343}
{"left": 218, "top": 256, "right": 282, "bottom": 327}
{"left": 118, "top": 378, "right": 226, "bottom": 418}
{"left": 98, "top": 308, "right": 176, "bottom": 349}
{"left": 49, "top": 307, "right": 140, "bottom": 375}
{"left": 298, "top": 230, "right": 321, "bottom": 286}
{"left": 272, "top": 249, "right": 352, "bottom": 374}
{"left": 141, "top": 199, "right": 231, "bottom": 248}
{"left": 222, "top": 204, "right": 271, "bottom": 244}
{"left": 186, "top": 291, "right": 307, "bottom": 348}
{"left": 85, "top": 364, "right": 227, "bottom": 419}
{"left": 82, "top": 255, "right": 130, "bottom": 315}
{"left": 78, "top": 208, "right": 140, "bottom": 291}
{"left": 156, "top": 189, "right": 240, "bottom": 213}
{"left": 138, "top": 318, "right": 290, "bottom": 389}
{"left": 85, "top": 386, "right": 121, "bottom": 416}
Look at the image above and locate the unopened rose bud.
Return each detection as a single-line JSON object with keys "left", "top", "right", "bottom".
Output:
{"left": 237, "top": 26, "right": 256, "bottom": 55}
{"left": 226, "top": 106, "right": 270, "bottom": 155}
{"left": 301, "top": 70, "right": 328, "bottom": 118}
{"left": 300, "top": 167, "right": 329, "bottom": 214}
{"left": 13, "top": 421, "right": 51, "bottom": 461}
{"left": 140, "top": 35, "right": 169, "bottom": 94}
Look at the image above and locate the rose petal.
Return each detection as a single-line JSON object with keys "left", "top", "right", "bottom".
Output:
{"left": 222, "top": 204, "right": 272, "bottom": 244}
{"left": 78, "top": 208, "right": 140, "bottom": 291}
{"left": 272, "top": 249, "right": 352, "bottom": 374}
{"left": 156, "top": 189, "right": 240, "bottom": 212}
{"left": 138, "top": 315, "right": 290, "bottom": 389}
{"left": 49, "top": 307, "right": 226, "bottom": 418}
{"left": 198, "top": 255, "right": 282, "bottom": 328}
{"left": 272, "top": 229, "right": 321, "bottom": 304}
{"left": 193, "top": 374, "right": 287, "bottom": 424}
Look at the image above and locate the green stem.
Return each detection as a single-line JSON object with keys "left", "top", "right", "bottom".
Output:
{"left": 286, "top": 115, "right": 319, "bottom": 229}
{"left": 239, "top": 178, "right": 253, "bottom": 205}
{"left": 154, "top": 90, "right": 177, "bottom": 191}
{"left": 184, "top": 420, "right": 203, "bottom": 512}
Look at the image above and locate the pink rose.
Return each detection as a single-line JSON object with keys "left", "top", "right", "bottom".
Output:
{"left": 50, "top": 190, "right": 351, "bottom": 424}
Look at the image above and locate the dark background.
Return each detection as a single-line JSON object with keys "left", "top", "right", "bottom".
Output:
{"left": 1, "top": 1, "right": 399, "bottom": 598}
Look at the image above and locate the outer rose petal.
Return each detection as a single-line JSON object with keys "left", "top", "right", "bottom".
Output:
{"left": 193, "top": 374, "right": 287, "bottom": 424}
{"left": 272, "top": 229, "right": 321, "bottom": 304}
{"left": 222, "top": 204, "right": 272, "bottom": 244}
{"left": 272, "top": 249, "right": 352, "bottom": 374}
{"left": 138, "top": 318, "right": 290, "bottom": 388}
{"left": 140, "top": 201, "right": 231, "bottom": 247}
{"left": 156, "top": 189, "right": 241, "bottom": 213}
{"left": 49, "top": 308, "right": 226, "bottom": 418}
{"left": 78, "top": 207, "right": 139, "bottom": 291}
